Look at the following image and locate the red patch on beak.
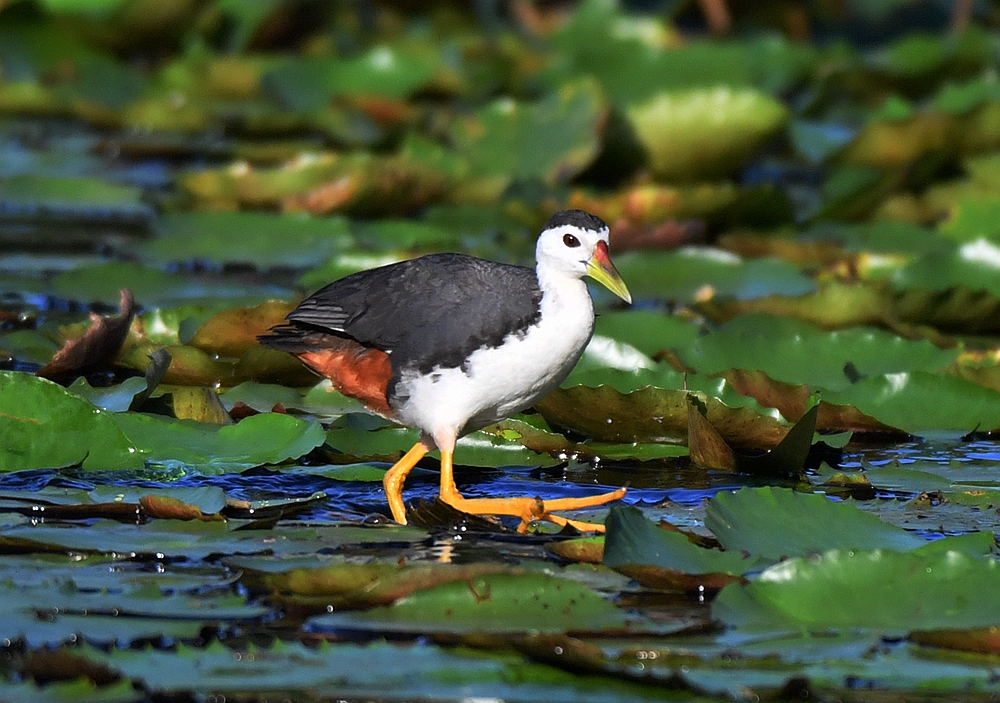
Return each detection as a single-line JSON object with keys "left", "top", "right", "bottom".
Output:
{"left": 594, "top": 239, "right": 612, "bottom": 264}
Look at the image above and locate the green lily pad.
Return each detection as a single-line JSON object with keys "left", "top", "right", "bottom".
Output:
{"left": 262, "top": 46, "right": 438, "bottom": 111}
{"left": 604, "top": 506, "right": 754, "bottom": 588}
{"left": 0, "top": 580, "right": 262, "bottom": 647}
{"left": 108, "top": 411, "right": 325, "bottom": 469}
{"left": 298, "top": 250, "right": 410, "bottom": 291}
{"left": 1, "top": 520, "right": 428, "bottom": 561}
{"left": 0, "top": 174, "right": 149, "bottom": 222}
{"left": 78, "top": 638, "right": 668, "bottom": 702}
{"left": 51, "top": 262, "right": 291, "bottom": 307}
{"left": 822, "top": 371, "right": 1000, "bottom": 434}
{"left": 0, "top": 371, "right": 142, "bottom": 472}
{"left": 309, "top": 571, "right": 629, "bottom": 634}
{"left": 593, "top": 311, "right": 701, "bottom": 358}
{"left": 136, "top": 211, "right": 352, "bottom": 269}
{"left": 613, "top": 249, "right": 814, "bottom": 304}
{"left": 704, "top": 487, "right": 927, "bottom": 561}
{"left": 626, "top": 87, "right": 788, "bottom": 181}
{"left": 713, "top": 548, "right": 1000, "bottom": 632}
{"left": 453, "top": 78, "right": 605, "bottom": 186}
{"left": 0, "top": 678, "right": 139, "bottom": 703}
{"left": 549, "top": 2, "right": 815, "bottom": 104}
{"left": 0, "top": 329, "right": 60, "bottom": 365}
{"left": 537, "top": 380, "right": 788, "bottom": 450}
{"left": 357, "top": 219, "right": 462, "bottom": 250}
{"left": 682, "top": 314, "right": 957, "bottom": 392}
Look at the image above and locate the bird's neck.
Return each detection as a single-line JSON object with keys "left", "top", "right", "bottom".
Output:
{"left": 535, "top": 265, "right": 593, "bottom": 316}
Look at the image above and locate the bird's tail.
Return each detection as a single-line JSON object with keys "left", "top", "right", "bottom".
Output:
{"left": 257, "top": 324, "right": 338, "bottom": 353}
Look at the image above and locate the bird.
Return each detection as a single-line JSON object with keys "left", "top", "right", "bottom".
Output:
{"left": 259, "top": 209, "right": 631, "bottom": 532}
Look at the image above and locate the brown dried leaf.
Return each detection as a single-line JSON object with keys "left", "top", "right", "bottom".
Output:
{"left": 37, "top": 289, "right": 136, "bottom": 379}
{"left": 911, "top": 627, "right": 1000, "bottom": 654}
{"left": 615, "top": 564, "right": 744, "bottom": 592}
{"left": 687, "top": 395, "right": 737, "bottom": 471}
{"left": 140, "top": 495, "right": 224, "bottom": 522}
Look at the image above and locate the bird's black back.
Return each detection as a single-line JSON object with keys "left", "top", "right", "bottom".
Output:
{"left": 280, "top": 253, "right": 543, "bottom": 375}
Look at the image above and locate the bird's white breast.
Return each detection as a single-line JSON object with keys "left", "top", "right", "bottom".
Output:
{"left": 392, "top": 276, "right": 594, "bottom": 445}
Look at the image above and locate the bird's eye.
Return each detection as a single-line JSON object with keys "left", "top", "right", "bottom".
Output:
{"left": 563, "top": 233, "right": 580, "bottom": 248}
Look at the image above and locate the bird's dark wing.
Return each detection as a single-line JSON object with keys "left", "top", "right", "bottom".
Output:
{"left": 281, "top": 253, "right": 543, "bottom": 374}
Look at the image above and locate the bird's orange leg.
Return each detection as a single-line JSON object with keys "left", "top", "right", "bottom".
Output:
{"left": 437, "top": 449, "right": 626, "bottom": 533}
{"left": 383, "top": 440, "right": 431, "bottom": 524}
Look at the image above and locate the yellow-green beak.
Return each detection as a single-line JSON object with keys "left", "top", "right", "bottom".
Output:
{"left": 586, "top": 240, "right": 632, "bottom": 304}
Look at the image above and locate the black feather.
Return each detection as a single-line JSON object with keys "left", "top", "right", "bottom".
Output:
{"left": 261, "top": 253, "right": 543, "bottom": 378}
{"left": 541, "top": 209, "right": 607, "bottom": 233}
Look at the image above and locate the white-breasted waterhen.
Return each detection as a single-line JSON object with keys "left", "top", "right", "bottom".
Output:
{"left": 259, "top": 209, "right": 631, "bottom": 532}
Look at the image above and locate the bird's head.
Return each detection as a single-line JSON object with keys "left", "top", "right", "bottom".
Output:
{"left": 535, "top": 210, "right": 632, "bottom": 304}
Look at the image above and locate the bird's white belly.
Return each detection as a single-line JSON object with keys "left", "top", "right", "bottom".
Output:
{"left": 393, "top": 285, "right": 594, "bottom": 444}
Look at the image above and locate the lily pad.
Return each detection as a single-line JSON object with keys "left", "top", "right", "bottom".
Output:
{"left": 309, "top": 571, "right": 629, "bottom": 634}
{"left": 705, "top": 487, "right": 934, "bottom": 561}
{"left": 603, "top": 506, "right": 753, "bottom": 590}
{"left": 613, "top": 249, "right": 814, "bottom": 304}
{"left": 626, "top": 87, "right": 788, "bottom": 181}
{"left": 714, "top": 548, "right": 1000, "bottom": 632}
{"left": 453, "top": 78, "right": 605, "bottom": 186}
{"left": 51, "top": 262, "right": 291, "bottom": 307}
{"left": 822, "top": 371, "right": 1000, "bottom": 434}
{"left": 136, "top": 211, "right": 352, "bottom": 269}
{"left": 682, "top": 314, "right": 958, "bottom": 392}
{"left": 262, "top": 47, "right": 438, "bottom": 110}
{"left": 0, "top": 371, "right": 142, "bottom": 472}
{"left": 108, "top": 411, "right": 325, "bottom": 469}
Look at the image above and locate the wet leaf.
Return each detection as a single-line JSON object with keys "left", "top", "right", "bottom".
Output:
{"left": 168, "top": 386, "right": 231, "bottom": 424}
{"left": 682, "top": 314, "right": 958, "bottom": 392}
{"left": 137, "top": 211, "right": 353, "bottom": 269}
{"left": 453, "top": 78, "right": 605, "bottom": 186}
{"left": 37, "top": 289, "right": 136, "bottom": 380}
{"left": 822, "top": 371, "right": 1000, "bottom": 434}
{"left": 188, "top": 301, "right": 295, "bottom": 358}
{"left": 109, "top": 411, "right": 324, "bottom": 469}
{"left": 704, "top": 487, "right": 926, "bottom": 561}
{"left": 262, "top": 47, "right": 438, "bottom": 108}
{"left": 627, "top": 87, "right": 788, "bottom": 181}
{"left": 536, "top": 383, "right": 789, "bottom": 450}
{"left": 68, "top": 376, "right": 149, "bottom": 413}
{"left": 259, "top": 562, "right": 509, "bottom": 608}
{"left": 51, "top": 262, "right": 291, "bottom": 307}
{"left": 604, "top": 506, "right": 753, "bottom": 591}
{"left": 686, "top": 395, "right": 736, "bottom": 471}
{"left": 714, "top": 549, "right": 1000, "bottom": 632}
{"left": 139, "top": 495, "right": 223, "bottom": 521}
{"left": 309, "top": 571, "right": 629, "bottom": 634}
{"left": 614, "top": 249, "right": 814, "bottom": 304}
{"left": 0, "top": 371, "right": 142, "bottom": 472}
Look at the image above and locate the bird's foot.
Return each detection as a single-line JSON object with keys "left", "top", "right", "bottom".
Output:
{"left": 438, "top": 486, "right": 627, "bottom": 533}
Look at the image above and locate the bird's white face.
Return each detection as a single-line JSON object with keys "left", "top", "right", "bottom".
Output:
{"left": 535, "top": 221, "right": 632, "bottom": 303}
{"left": 535, "top": 223, "right": 610, "bottom": 278}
